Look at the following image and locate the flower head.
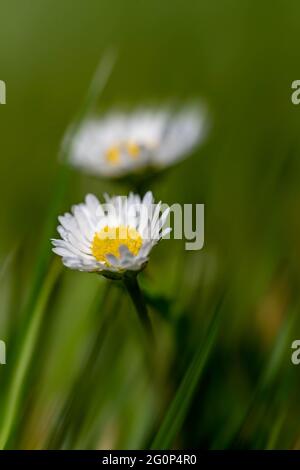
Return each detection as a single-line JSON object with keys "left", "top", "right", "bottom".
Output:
{"left": 69, "top": 106, "right": 207, "bottom": 178}
{"left": 51, "top": 192, "right": 171, "bottom": 277}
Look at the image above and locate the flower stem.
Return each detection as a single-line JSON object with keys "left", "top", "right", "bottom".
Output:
{"left": 123, "top": 274, "right": 154, "bottom": 343}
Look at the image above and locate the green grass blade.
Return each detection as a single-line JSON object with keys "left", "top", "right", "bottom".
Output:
{"left": 60, "top": 47, "right": 117, "bottom": 163}
{"left": 0, "top": 261, "right": 61, "bottom": 449}
{"left": 213, "top": 302, "right": 299, "bottom": 449}
{"left": 151, "top": 301, "right": 222, "bottom": 450}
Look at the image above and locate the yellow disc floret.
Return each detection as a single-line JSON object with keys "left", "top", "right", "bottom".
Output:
{"left": 92, "top": 225, "right": 143, "bottom": 264}
{"left": 105, "top": 145, "right": 121, "bottom": 165}
{"left": 126, "top": 141, "right": 141, "bottom": 159}
{"left": 105, "top": 142, "right": 141, "bottom": 165}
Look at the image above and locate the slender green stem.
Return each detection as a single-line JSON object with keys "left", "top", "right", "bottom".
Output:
{"left": 123, "top": 274, "right": 154, "bottom": 343}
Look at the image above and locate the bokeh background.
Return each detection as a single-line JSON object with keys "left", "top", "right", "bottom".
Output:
{"left": 1, "top": 0, "right": 300, "bottom": 449}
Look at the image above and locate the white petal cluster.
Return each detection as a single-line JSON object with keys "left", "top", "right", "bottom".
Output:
{"left": 69, "top": 106, "right": 207, "bottom": 178}
{"left": 51, "top": 192, "right": 171, "bottom": 275}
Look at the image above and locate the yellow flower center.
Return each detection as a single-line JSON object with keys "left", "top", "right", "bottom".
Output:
{"left": 105, "top": 146, "right": 121, "bottom": 165}
{"left": 105, "top": 142, "right": 141, "bottom": 165}
{"left": 91, "top": 225, "right": 143, "bottom": 264}
{"left": 126, "top": 141, "right": 141, "bottom": 159}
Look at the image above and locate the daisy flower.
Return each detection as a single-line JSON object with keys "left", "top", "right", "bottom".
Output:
{"left": 68, "top": 106, "right": 208, "bottom": 178}
{"left": 51, "top": 191, "right": 171, "bottom": 278}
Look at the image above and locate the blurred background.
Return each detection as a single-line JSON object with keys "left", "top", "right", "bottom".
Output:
{"left": 1, "top": 0, "right": 300, "bottom": 450}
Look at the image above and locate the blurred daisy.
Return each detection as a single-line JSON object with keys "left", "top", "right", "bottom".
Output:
{"left": 51, "top": 192, "right": 171, "bottom": 278}
{"left": 69, "top": 106, "right": 208, "bottom": 178}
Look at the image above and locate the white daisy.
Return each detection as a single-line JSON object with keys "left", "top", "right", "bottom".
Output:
{"left": 51, "top": 192, "right": 171, "bottom": 277}
{"left": 69, "top": 106, "right": 208, "bottom": 178}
